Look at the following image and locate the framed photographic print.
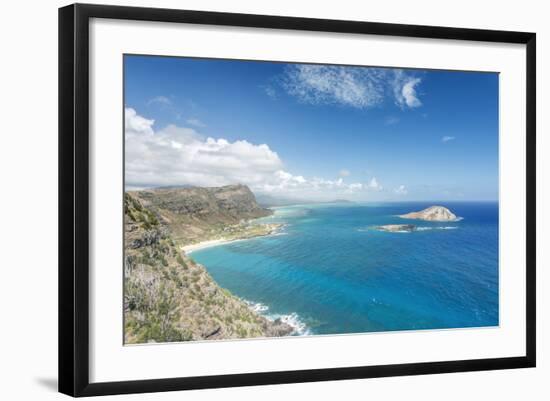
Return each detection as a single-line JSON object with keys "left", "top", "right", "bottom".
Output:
{"left": 58, "top": 3, "right": 536, "bottom": 397}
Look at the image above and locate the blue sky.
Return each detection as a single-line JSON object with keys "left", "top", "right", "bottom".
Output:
{"left": 124, "top": 55, "right": 499, "bottom": 201}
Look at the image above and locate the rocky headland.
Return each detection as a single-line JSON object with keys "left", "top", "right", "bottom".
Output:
{"left": 128, "top": 184, "right": 274, "bottom": 244}
{"left": 124, "top": 185, "right": 293, "bottom": 344}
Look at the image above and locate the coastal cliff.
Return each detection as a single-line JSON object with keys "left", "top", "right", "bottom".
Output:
{"left": 128, "top": 184, "right": 273, "bottom": 245}
{"left": 124, "top": 191, "right": 292, "bottom": 344}
{"left": 399, "top": 206, "right": 459, "bottom": 222}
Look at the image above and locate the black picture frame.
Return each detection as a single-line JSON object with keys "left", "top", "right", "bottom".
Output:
{"left": 59, "top": 3, "right": 536, "bottom": 397}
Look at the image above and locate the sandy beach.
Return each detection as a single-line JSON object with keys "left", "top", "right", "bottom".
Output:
{"left": 182, "top": 223, "right": 285, "bottom": 254}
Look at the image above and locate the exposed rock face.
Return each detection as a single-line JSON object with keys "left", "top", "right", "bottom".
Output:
{"left": 376, "top": 224, "right": 416, "bottom": 232}
{"left": 124, "top": 192, "right": 292, "bottom": 344}
{"left": 399, "top": 206, "right": 459, "bottom": 222}
{"left": 128, "top": 184, "right": 272, "bottom": 244}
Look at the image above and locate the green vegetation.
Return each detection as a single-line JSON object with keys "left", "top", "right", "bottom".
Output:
{"left": 124, "top": 192, "right": 292, "bottom": 344}
{"left": 126, "top": 184, "right": 273, "bottom": 246}
{"left": 125, "top": 192, "right": 159, "bottom": 229}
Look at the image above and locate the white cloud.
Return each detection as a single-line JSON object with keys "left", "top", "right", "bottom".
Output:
{"left": 261, "top": 173, "right": 364, "bottom": 197}
{"left": 282, "top": 65, "right": 386, "bottom": 109}
{"left": 262, "top": 85, "right": 277, "bottom": 99}
{"left": 125, "top": 108, "right": 366, "bottom": 199}
{"left": 339, "top": 182, "right": 364, "bottom": 195}
{"left": 394, "top": 185, "right": 408, "bottom": 195}
{"left": 442, "top": 136, "right": 456, "bottom": 142}
{"left": 260, "top": 170, "right": 309, "bottom": 192}
{"left": 280, "top": 65, "right": 422, "bottom": 110}
{"left": 158, "top": 124, "right": 204, "bottom": 142}
{"left": 368, "top": 177, "right": 383, "bottom": 191}
{"left": 147, "top": 95, "right": 172, "bottom": 106}
{"left": 401, "top": 79, "right": 422, "bottom": 108}
{"left": 126, "top": 107, "right": 283, "bottom": 188}
{"left": 339, "top": 169, "right": 351, "bottom": 177}
{"left": 384, "top": 116, "right": 400, "bottom": 125}
{"left": 186, "top": 118, "right": 206, "bottom": 128}
{"left": 393, "top": 71, "right": 422, "bottom": 108}
{"left": 125, "top": 107, "right": 155, "bottom": 136}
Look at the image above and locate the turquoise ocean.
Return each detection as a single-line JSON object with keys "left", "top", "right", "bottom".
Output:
{"left": 190, "top": 202, "right": 499, "bottom": 335}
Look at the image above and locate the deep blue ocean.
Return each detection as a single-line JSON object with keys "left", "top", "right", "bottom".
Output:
{"left": 191, "top": 202, "right": 499, "bottom": 335}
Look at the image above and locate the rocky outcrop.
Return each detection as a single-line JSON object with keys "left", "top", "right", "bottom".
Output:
{"left": 399, "top": 206, "right": 459, "bottom": 222}
{"left": 376, "top": 224, "right": 416, "bottom": 232}
{"left": 124, "top": 193, "right": 293, "bottom": 344}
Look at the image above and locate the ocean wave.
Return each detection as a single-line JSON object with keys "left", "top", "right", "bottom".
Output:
{"left": 417, "top": 226, "right": 459, "bottom": 231}
{"left": 244, "top": 300, "right": 310, "bottom": 335}
{"left": 245, "top": 300, "right": 269, "bottom": 313}
{"left": 358, "top": 226, "right": 458, "bottom": 233}
{"left": 269, "top": 312, "right": 311, "bottom": 336}
{"left": 358, "top": 226, "right": 412, "bottom": 233}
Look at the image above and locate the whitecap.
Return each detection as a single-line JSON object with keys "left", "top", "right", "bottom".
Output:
{"left": 243, "top": 299, "right": 311, "bottom": 335}
{"left": 268, "top": 312, "right": 311, "bottom": 336}
{"left": 244, "top": 300, "right": 269, "bottom": 313}
{"left": 407, "top": 226, "right": 458, "bottom": 231}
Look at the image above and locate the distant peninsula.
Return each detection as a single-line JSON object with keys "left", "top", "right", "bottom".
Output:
{"left": 256, "top": 193, "right": 354, "bottom": 207}
{"left": 399, "top": 206, "right": 460, "bottom": 222}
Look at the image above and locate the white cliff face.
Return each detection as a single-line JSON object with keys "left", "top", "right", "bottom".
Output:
{"left": 399, "top": 206, "right": 459, "bottom": 222}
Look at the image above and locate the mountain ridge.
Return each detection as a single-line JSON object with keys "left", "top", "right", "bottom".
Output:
{"left": 128, "top": 184, "right": 273, "bottom": 245}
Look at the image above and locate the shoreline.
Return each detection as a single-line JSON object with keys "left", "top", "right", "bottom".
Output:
{"left": 182, "top": 237, "right": 248, "bottom": 254}
{"left": 182, "top": 223, "right": 285, "bottom": 254}
{"left": 244, "top": 299, "right": 310, "bottom": 336}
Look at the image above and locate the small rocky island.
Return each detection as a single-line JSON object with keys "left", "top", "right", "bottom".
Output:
{"left": 399, "top": 206, "right": 459, "bottom": 222}
{"left": 377, "top": 224, "right": 416, "bottom": 233}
